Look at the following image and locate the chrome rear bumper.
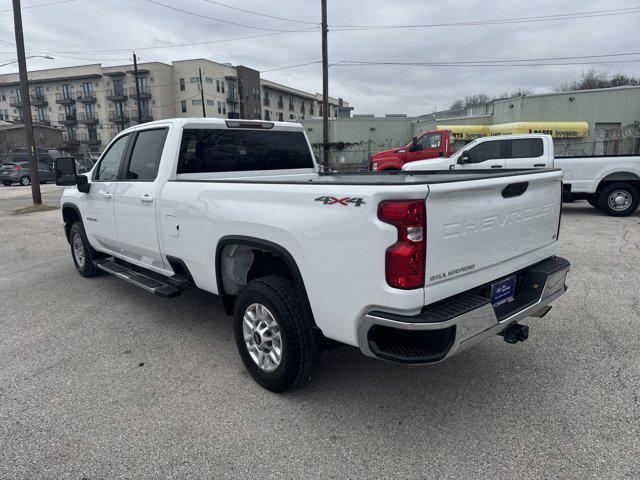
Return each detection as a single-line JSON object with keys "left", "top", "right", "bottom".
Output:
{"left": 358, "top": 256, "right": 570, "bottom": 364}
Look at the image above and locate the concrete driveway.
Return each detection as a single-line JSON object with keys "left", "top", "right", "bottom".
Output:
{"left": 0, "top": 185, "right": 638, "bottom": 479}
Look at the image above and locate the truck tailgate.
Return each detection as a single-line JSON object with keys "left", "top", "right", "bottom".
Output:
{"left": 424, "top": 170, "right": 562, "bottom": 304}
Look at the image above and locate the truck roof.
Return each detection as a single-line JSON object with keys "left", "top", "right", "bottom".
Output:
{"left": 119, "top": 117, "right": 305, "bottom": 134}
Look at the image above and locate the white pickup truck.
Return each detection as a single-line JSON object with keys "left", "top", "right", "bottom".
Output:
{"left": 56, "top": 118, "right": 569, "bottom": 391}
{"left": 403, "top": 134, "right": 640, "bottom": 216}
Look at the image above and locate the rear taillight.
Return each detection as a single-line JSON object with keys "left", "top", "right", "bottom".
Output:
{"left": 378, "top": 200, "right": 426, "bottom": 289}
{"left": 557, "top": 182, "right": 563, "bottom": 241}
{"left": 15, "top": 165, "right": 21, "bottom": 171}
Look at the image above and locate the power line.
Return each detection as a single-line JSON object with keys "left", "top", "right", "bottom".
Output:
{"left": 0, "top": 0, "right": 75, "bottom": 13}
{"left": 201, "top": 0, "right": 317, "bottom": 25}
{"left": 145, "top": 0, "right": 316, "bottom": 33}
{"left": 333, "top": 59, "right": 640, "bottom": 68}
{"left": 261, "top": 61, "right": 322, "bottom": 73}
{"left": 331, "top": 6, "right": 640, "bottom": 30}
{"left": 336, "top": 51, "right": 640, "bottom": 66}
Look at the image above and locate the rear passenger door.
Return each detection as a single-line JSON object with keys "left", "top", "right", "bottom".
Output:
{"left": 113, "top": 128, "right": 168, "bottom": 270}
{"left": 457, "top": 139, "right": 506, "bottom": 170}
{"left": 504, "top": 138, "right": 547, "bottom": 168}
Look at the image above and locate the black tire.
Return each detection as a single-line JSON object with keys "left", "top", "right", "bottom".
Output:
{"left": 598, "top": 182, "right": 640, "bottom": 217}
{"left": 20, "top": 176, "right": 31, "bottom": 186}
{"left": 69, "top": 221, "right": 103, "bottom": 277}
{"left": 1, "top": 180, "right": 11, "bottom": 186}
{"left": 233, "top": 276, "right": 319, "bottom": 392}
{"left": 587, "top": 196, "right": 600, "bottom": 209}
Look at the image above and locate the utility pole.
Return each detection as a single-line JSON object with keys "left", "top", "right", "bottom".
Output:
{"left": 198, "top": 68, "right": 206, "bottom": 118}
{"left": 12, "top": 0, "right": 41, "bottom": 205}
{"left": 133, "top": 52, "right": 142, "bottom": 124}
{"left": 321, "top": 0, "right": 330, "bottom": 172}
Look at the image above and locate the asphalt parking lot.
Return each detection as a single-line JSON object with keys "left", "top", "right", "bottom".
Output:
{"left": 1, "top": 184, "right": 638, "bottom": 479}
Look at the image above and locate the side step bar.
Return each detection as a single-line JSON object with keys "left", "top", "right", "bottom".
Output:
{"left": 94, "top": 259, "right": 181, "bottom": 298}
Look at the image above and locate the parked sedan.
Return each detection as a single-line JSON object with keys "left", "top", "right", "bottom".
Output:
{"left": 0, "top": 161, "right": 56, "bottom": 186}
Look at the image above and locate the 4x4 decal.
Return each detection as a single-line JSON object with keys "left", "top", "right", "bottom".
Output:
{"left": 315, "top": 196, "right": 366, "bottom": 207}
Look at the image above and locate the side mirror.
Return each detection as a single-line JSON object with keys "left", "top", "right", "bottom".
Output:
{"left": 458, "top": 152, "right": 471, "bottom": 164}
{"left": 55, "top": 157, "right": 77, "bottom": 186}
{"left": 77, "top": 174, "right": 90, "bottom": 193}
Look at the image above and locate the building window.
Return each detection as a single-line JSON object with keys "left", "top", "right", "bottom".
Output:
{"left": 223, "top": 103, "right": 226, "bottom": 114}
{"left": 278, "top": 112, "right": 283, "bottom": 121}
{"left": 216, "top": 80, "right": 221, "bottom": 92}
{"left": 278, "top": 95, "right": 284, "bottom": 109}
{"left": 217, "top": 101, "right": 222, "bottom": 114}
{"left": 0, "top": 90, "right": 5, "bottom": 101}
{"left": 264, "top": 110, "right": 270, "bottom": 121}
{"left": 205, "top": 77, "right": 213, "bottom": 84}
{"left": 181, "top": 100, "right": 187, "bottom": 113}
{"left": 207, "top": 99, "right": 214, "bottom": 106}
{"left": 221, "top": 82, "right": 225, "bottom": 93}
{"left": 289, "top": 114, "right": 294, "bottom": 120}
{"left": 190, "top": 77, "right": 198, "bottom": 83}
{"left": 179, "top": 78, "right": 185, "bottom": 91}
{"left": 289, "top": 98, "right": 294, "bottom": 111}
{"left": 192, "top": 99, "right": 202, "bottom": 105}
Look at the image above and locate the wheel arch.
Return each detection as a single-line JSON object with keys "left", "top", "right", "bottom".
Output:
{"left": 214, "top": 236, "right": 317, "bottom": 329}
{"left": 596, "top": 171, "right": 640, "bottom": 191}
{"left": 61, "top": 202, "right": 82, "bottom": 243}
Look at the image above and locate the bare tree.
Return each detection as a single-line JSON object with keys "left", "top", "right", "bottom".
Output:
{"left": 555, "top": 69, "right": 640, "bottom": 92}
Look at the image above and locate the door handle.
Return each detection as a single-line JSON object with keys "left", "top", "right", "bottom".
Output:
{"left": 140, "top": 194, "right": 153, "bottom": 203}
{"left": 534, "top": 163, "right": 546, "bottom": 167}
{"left": 103, "top": 192, "right": 112, "bottom": 199}
{"left": 491, "top": 165, "right": 503, "bottom": 169}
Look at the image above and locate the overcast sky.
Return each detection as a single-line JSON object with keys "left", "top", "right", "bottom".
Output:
{"left": 1, "top": 0, "right": 639, "bottom": 115}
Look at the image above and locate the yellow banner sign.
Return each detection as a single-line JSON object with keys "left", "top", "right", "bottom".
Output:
{"left": 437, "top": 122, "right": 589, "bottom": 140}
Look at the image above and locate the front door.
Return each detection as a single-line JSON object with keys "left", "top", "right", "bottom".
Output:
{"left": 405, "top": 132, "right": 444, "bottom": 164}
{"left": 457, "top": 139, "right": 507, "bottom": 170}
{"left": 83, "top": 133, "right": 130, "bottom": 253}
{"left": 113, "top": 128, "right": 168, "bottom": 270}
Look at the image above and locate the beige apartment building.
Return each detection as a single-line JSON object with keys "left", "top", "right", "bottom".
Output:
{"left": 0, "top": 58, "right": 351, "bottom": 152}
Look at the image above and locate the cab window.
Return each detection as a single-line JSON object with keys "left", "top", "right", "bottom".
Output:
{"left": 94, "top": 134, "right": 130, "bottom": 181}
{"left": 510, "top": 138, "right": 543, "bottom": 158}
{"left": 465, "top": 140, "right": 505, "bottom": 164}
{"left": 419, "top": 133, "right": 442, "bottom": 149}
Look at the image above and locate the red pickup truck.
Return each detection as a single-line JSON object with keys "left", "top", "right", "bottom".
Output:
{"left": 370, "top": 130, "right": 454, "bottom": 171}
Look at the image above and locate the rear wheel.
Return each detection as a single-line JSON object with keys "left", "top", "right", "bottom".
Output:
{"left": 233, "top": 276, "right": 319, "bottom": 392}
{"left": 20, "top": 176, "right": 31, "bottom": 186}
{"left": 598, "top": 182, "right": 639, "bottom": 217}
{"left": 69, "top": 221, "right": 103, "bottom": 277}
{"left": 1, "top": 180, "right": 11, "bottom": 186}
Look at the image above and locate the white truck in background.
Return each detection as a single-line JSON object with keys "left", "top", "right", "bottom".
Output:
{"left": 55, "top": 118, "right": 569, "bottom": 392}
{"left": 403, "top": 134, "right": 640, "bottom": 216}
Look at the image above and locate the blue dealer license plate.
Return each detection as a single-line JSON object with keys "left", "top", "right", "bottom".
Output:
{"left": 491, "top": 276, "right": 516, "bottom": 308}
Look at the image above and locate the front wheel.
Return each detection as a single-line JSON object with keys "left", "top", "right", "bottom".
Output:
{"left": 598, "top": 183, "right": 640, "bottom": 217}
{"left": 233, "top": 276, "right": 319, "bottom": 392}
{"left": 69, "top": 221, "right": 103, "bottom": 277}
{"left": 19, "top": 176, "right": 31, "bottom": 186}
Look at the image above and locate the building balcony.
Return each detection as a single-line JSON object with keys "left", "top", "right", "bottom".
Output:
{"left": 263, "top": 97, "right": 270, "bottom": 107}
{"left": 289, "top": 104, "right": 294, "bottom": 111}
{"left": 108, "top": 110, "right": 130, "bottom": 123}
{"left": 131, "top": 109, "right": 153, "bottom": 123}
{"left": 78, "top": 112, "right": 99, "bottom": 125}
{"left": 79, "top": 132, "right": 101, "bottom": 146}
{"left": 32, "top": 115, "right": 51, "bottom": 126}
{"left": 55, "top": 93, "right": 76, "bottom": 105}
{"left": 129, "top": 85, "right": 151, "bottom": 100}
{"left": 106, "top": 88, "right": 128, "bottom": 102}
{"left": 31, "top": 94, "right": 48, "bottom": 107}
{"left": 228, "top": 93, "right": 240, "bottom": 104}
{"left": 58, "top": 113, "right": 78, "bottom": 126}
{"left": 9, "top": 96, "right": 22, "bottom": 107}
{"left": 277, "top": 101, "right": 284, "bottom": 109}
{"left": 62, "top": 132, "right": 80, "bottom": 146}
{"left": 77, "top": 90, "right": 96, "bottom": 103}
